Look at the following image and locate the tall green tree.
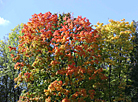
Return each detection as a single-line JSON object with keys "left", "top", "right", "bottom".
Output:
{"left": 0, "top": 23, "right": 26, "bottom": 102}
{"left": 127, "top": 20, "right": 138, "bottom": 101}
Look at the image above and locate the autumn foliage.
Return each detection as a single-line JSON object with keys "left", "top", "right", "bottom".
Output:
{"left": 8, "top": 12, "right": 107, "bottom": 102}
{"left": 9, "top": 12, "right": 136, "bottom": 102}
{"left": 95, "top": 19, "right": 135, "bottom": 101}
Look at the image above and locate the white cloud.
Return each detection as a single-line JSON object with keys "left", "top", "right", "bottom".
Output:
{"left": 0, "top": 17, "right": 10, "bottom": 26}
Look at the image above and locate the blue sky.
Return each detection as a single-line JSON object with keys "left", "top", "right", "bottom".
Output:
{"left": 0, "top": 0, "right": 138, "bottom": 40}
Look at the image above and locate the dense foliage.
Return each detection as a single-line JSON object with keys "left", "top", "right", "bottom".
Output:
{"left": 95, "top": 19, "right": 135, "bottom": 101}
{"left": 0, "top": 12, "right": 138, "bottom": 102}
{"left": 10, "top": 12, "right": 107, "bottom": 102}
{"left": 127, "top": 20, "right": 138, "bottom": 101}
{"left": 0, "top": 24, "right": 25, "bottom": 102}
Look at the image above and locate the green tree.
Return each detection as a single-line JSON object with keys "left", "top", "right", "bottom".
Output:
{"left": 127, "top": 20, "right": 138, "bottom": 101}
{"left": 0, "top": 23, "right": 26, "bottom": 102}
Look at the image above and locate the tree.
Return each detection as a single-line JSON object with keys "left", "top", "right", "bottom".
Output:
{"left": 0, "top": 23, "right": 26, "bottom": 102}
{"left": 127, "top": 20, "right": 138, "bottom": 101}
{"left": 95, "top": 19, "right": 135, "bottom": 101}
{"left": 11, "top": 12, "right": 107, "bottom": 102}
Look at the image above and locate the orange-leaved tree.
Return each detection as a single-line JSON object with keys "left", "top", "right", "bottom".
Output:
{"left": 9, "top": 12, "right": 107, "bottom": 102}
